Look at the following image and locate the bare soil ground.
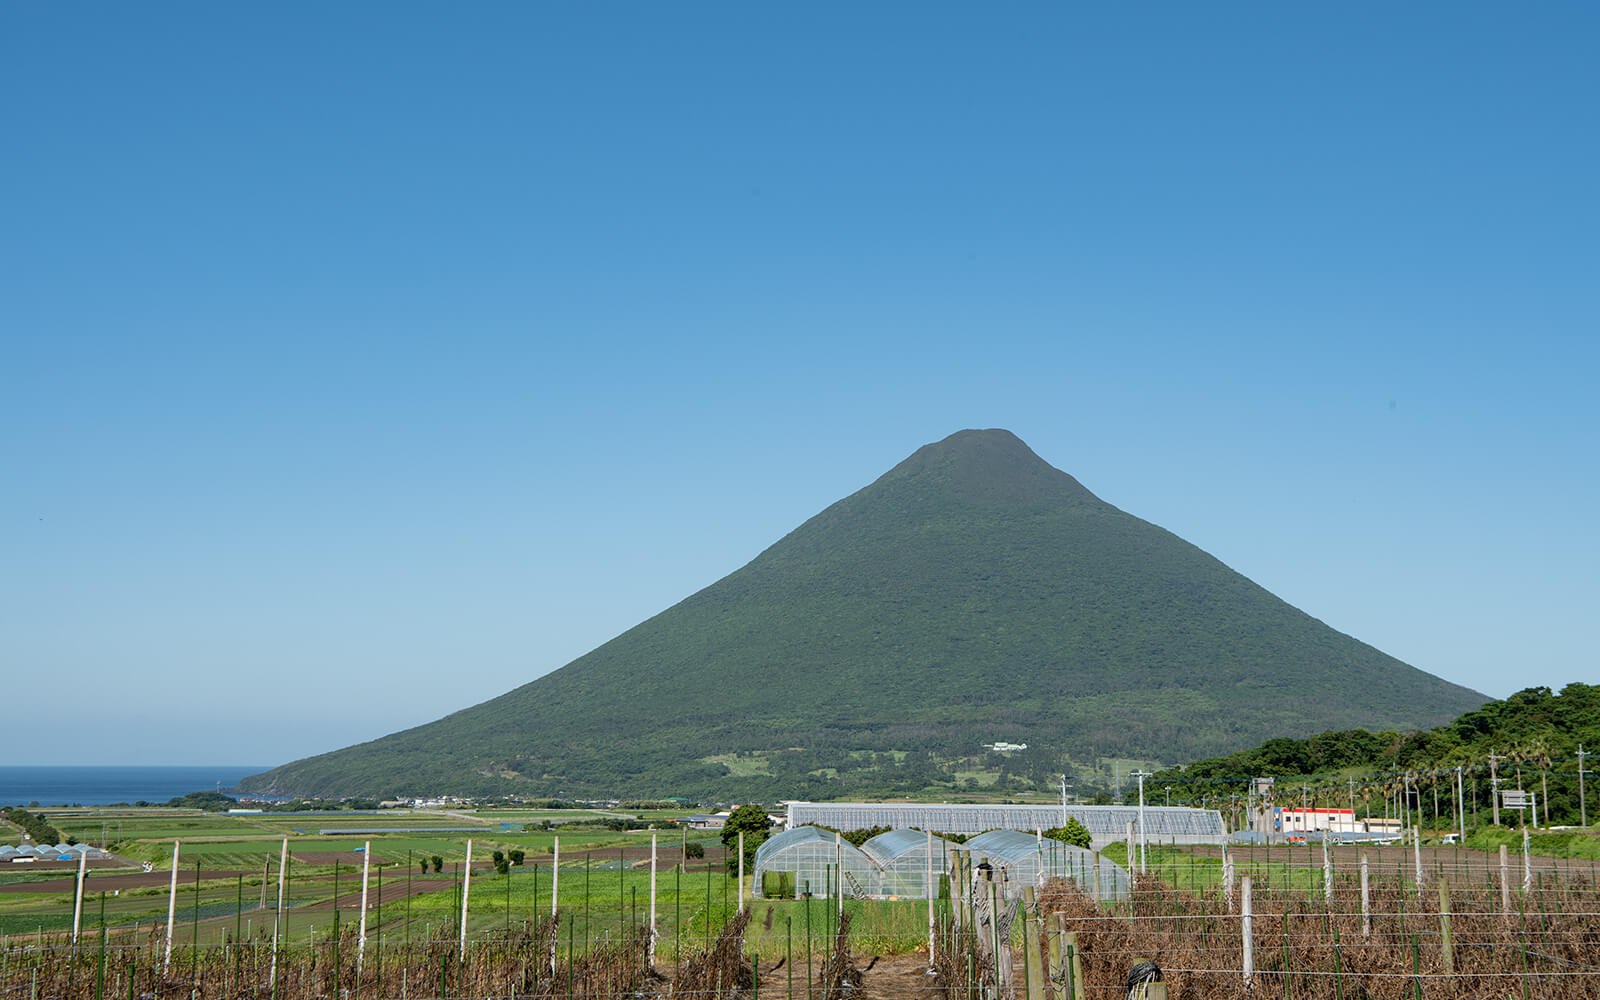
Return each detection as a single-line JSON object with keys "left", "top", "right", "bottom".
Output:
{"left": 292, "top": 875, "right": 458, "bottom": 912}
{"left": 836, "top": 951, "right": 943, "bottom": 1000}
{"left": 0, "top": 868, "right": 249, "bottom": 893}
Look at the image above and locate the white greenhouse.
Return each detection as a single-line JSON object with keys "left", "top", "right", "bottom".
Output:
{"left": 962, "top": 830, "right": 1131, "bottom": 901}
{"left": 751, "top": 826, "right": 877, "bottom": 900}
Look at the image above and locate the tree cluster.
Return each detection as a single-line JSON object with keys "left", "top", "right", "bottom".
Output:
{"left": 1042, "top": 818, "right": 1092, "bottom": 849}
{"left": 1, "top": 806, "right": 64, "bottom": 845}
{"left": 841, "top": 825, "right": 892, "bottom": 847}
{"left": 719, "top": 804, "right": 773, "bottom": 871}
{"left": 163, "top": 791, "right": 238, "bottom": 812}
{"left": 1148, "top": 683, "right": 1600, "bottom": 827}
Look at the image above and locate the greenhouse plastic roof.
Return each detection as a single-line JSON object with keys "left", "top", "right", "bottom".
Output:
{"left": 859, "top": 829, "right": 948, "bottom": 866}
{"left": 964, "top": 829, "right": 1052, "bottom": 863}
{"left": 785, "top": 803, "right": 1225, "bottom": 841}
{"left": 753, "top": 825, "right": 852, "bottom": 866}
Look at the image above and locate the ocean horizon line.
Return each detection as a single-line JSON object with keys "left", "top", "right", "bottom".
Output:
{"left": 1, "top": 765, "right": 279, "bottom": 808}
{"left": 1, "top": 764, "right": 270, "bottom": 770}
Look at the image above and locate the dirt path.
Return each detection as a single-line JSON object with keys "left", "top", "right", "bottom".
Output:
{"left": 0, "top": 867, "right": 251, "bottom": 894}
{"left": 749, "top": 950, "right": 940, "bottom": 1000}
{"left": 852, "top": 952, "right": 945, "bottom": 1000}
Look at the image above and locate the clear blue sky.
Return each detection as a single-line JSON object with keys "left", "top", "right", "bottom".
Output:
{"left": 5, "top": 4, "right": 1596, "bottom": 766}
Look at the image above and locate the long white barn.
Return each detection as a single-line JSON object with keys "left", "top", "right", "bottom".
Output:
{"left": 783, "top": 801, "right": 1227, "bottom": 850}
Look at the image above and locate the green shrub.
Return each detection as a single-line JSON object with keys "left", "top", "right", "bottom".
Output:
{"left": 1043, "top": 818, "right": 1092, "bottom": 849}
{"left": 762, "top": 871, "right": 795, "bottom": 898}
{"left": 842, "top": 825, "right": 891, "bottom": 847}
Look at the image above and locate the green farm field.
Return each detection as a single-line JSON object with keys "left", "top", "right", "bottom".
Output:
{"left": 1, "top": 804, "right": 714, "bottom": 945}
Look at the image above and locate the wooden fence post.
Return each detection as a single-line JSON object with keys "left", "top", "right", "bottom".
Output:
{"left": 1023, "top": 897, "right": 1043, "bottom": 1000}
{"left": 1241, "top": 876, "right": 1254, "bottom": 985}
{"left": 1438, "top": 877, "right": 1454, "bottom": 980}
{"left": 990, "top": 878, "right": 1010, "bottom": 998}
{"left": 926, "top": 830, "right": 937, "bottom": 959}
{"left": 649, "top": 833, "right": 658, "bottom": 966}
{"left": 164, "top": 840, "right": 181, "bottom": 974}
{"left": 1223, "top": 850, "right": 1235, "bottom": 912}
{"left": 1360, "top": 853, "right": 1371, "bottom": 937}
{"left": 1045, "top": 913, "right": 1066, "bottom": 1000}
{"left": 1499, "top": 844, "right": 1511, "bottom": 916}
{"left": 357, "top": 840, "right": 371, "bottom": 977}
{"left": 71, "top": 848, "right": 87, "bottom": 946}
{"left": 1521, "top": 829, "right": 1532, "bottom": 895}
{"left": 458, "top": 839, "right": 473, "bottom": 957}
{"left": 1322, "top": 836, "right": 1334, "bottom": 900}
{"left": 955, "top": 851, "right": 971, "bottom": 933}
{"left": 1063, "top": 929, "right": 1086, "bottom": 1000}
{"left": 1412, "top": 828, "right": 1424, "bottom": 889}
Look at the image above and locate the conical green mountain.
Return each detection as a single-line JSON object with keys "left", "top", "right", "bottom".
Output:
{"left": 241, "top": 429, "right": 1486, "bottom": 799}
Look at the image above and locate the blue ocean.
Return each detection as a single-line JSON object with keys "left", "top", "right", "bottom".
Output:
{"left": 0, "top": 766, "right": 269, "bottom": 807}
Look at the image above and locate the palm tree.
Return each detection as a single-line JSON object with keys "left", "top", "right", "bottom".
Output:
{"left": 1358, "top": 777, "right": 1378, "bottom": 827}
{"left": 1524, "top": 738, "right": 1553, "bottom": 827}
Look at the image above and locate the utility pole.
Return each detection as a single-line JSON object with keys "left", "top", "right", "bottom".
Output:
{"left": 1489, "top": 751, "right": 1502, "bottom": 826}
{"left": 1059, "top": 775, "right": 1070, "bottom": 828}
{"left": 1132, "top": 770, "right": 1153, "bottom": 873}
{"left": 1578, "top": 745, "right": 1590, "bottom": 828}
{"left": 1456, "top": 767, "right": 1466, "bottom": 841}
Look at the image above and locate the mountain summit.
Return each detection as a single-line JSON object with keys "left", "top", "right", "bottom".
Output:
{"left": 875, "top": 428, "right": 1103, "bottom": 506}
{"left": 242, "top": 429, "right": 1486, "bottom": 799}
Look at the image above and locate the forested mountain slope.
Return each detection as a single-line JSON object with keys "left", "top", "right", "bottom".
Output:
{"left": 241, "top": 429, "right": 1485, "bottom": 799}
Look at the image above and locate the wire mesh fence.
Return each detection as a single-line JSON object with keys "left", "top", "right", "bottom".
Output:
{"left": 3, "top": 840, "right": 1598, "bottom": 999}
